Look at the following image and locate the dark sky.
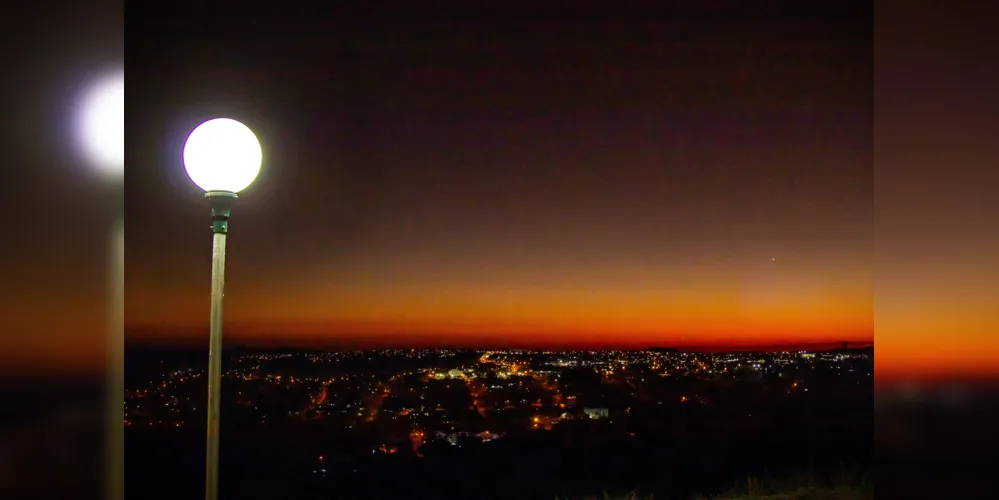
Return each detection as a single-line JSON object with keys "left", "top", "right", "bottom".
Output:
{"left": 126, "top": 2, "right": 873, "bottom": 349}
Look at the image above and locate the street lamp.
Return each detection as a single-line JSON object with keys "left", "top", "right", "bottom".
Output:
{"left": 75, "top": 68, "right": 124, "bottom": 500}
{"left": 183, "top": 117, "right": 261, "bottom": 500}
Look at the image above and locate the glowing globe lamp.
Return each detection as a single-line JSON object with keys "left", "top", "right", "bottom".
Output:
{"left": 183, "top": 118, "right": 261, "bottom": 194}
{"left": 77, "top": 69, "right": 124, "bottom": 178}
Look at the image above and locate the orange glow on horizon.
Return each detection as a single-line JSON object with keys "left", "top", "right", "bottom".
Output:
{"left": 118, "top": 250, "right": 999, "bottom": 383}
{"left": 128, "top": 281, "right": 872, "bottom": 347}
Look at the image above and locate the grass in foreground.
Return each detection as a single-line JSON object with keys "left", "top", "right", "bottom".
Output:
{"left": 561, "top": 466, "right": 873, "bottom": 500}
{"left": 563, "top": 487, "right": 871, "bottom": 500}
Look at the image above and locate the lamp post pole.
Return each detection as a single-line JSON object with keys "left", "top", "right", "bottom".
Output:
{"left": 75, "top": 68, "right": 124, "bottom": 500}
{"left": 205, "top": 190, "right": 236, "bottom": 500}
{"left": 109, "top": 185, "right": 124, "bottom": 500}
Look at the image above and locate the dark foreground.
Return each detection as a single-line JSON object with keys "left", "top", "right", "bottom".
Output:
{"left": 127, "top": 416, "right": 871, "bottom": 500}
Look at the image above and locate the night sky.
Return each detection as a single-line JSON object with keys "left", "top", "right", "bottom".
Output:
{"left": 126, "top": 3, "right": 873, "bottom": 351}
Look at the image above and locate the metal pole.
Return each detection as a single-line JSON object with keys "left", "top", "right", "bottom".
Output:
{"left": 205, "top": 231, "right": 226, "bottom": 500}
{"left": 108, "top": 211, "right": 124, "bottom": 500}
{"left": 205, "top": 191, "right": 235, "bottom": 500}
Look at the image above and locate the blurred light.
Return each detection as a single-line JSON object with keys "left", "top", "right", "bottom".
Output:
{"left": 76, "top": 69, "right": 123, "bottom": 177}
{"left": 183, "top": 118, "right": 262, "bottom": 193}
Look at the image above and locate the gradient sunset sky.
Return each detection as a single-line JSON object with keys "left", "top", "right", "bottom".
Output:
{"left": 125, "top": 4, "right": 873, "bottom": 352}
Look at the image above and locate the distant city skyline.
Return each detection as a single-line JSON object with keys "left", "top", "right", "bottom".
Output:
{"left": 125, "top": 328, "right": 872, "bottom": 353}
{"left": 123, "top": 340, "right": 873, "bottom": 498}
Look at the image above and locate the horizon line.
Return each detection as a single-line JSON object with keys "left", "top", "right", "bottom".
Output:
{"left": 126, "top": 339, "right": 874, "bottom": 353}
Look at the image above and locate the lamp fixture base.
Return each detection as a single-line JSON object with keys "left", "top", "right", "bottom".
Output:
{"left": 205, "top": 191, "right": 238, "bottom": 234}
